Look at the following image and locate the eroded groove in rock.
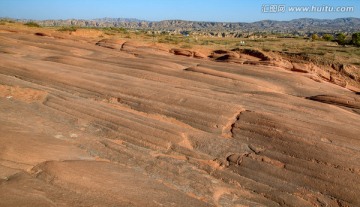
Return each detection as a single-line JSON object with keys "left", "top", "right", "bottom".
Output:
{"left": 229, "top": 110, "right": 360, "bottom": 206}
{"left": 307, "top": 95, "right": 360, "bottom": 109}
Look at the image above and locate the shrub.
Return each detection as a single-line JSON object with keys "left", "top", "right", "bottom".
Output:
{"left": 57, "top": 26, "right": 77, "bottom": 32}
{"left": 336, "top": 33, "right": 346, "bottom": 45}
{"left": 0, "top": 19, "right": 15, "bottom": 25}
{"left": 352, "top": 32, "right": 360, "bottom": 47}
{"left": 200, "top": 40, "right": 210, "bottom": 45}
{"left": 24, "top": 22, "right": 41, "bottom": 27}
{"left": 158, "top": 36, "right": 180, "bottom": 44}
{"left": 311, "top": 34, "right": 319, "bottom": 41}
{"left": 108, "top": 27, "right": 128, "bottom": 33}
{"left": 322, "top": 34, "right": 333, "bottom": 41}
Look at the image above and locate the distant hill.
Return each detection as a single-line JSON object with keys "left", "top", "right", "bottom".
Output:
{"left": 6, "top": 17, "right": 360, "bottom": 34}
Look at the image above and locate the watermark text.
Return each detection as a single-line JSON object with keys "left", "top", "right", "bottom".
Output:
{"left": 262, "top": 5, "right": 354, "bottom": 13}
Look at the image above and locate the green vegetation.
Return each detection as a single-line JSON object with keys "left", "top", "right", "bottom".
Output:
{"left": 102, "top": 27, "right": 128, "bottom": 35}
{"left": 311, "top": 34, "right": 319, "bottom": 41}
{"left": 336, "top": 33, "right": 346, "bottom": 45}
{"left": 57, "top": 26, "right": 78, "bottom": 32}
{"left": 24, "top": 22, "right": 41, "bottom": 27}
{"left": 352, "top": 32, "right": 360, "bottom": 47}
{"left": 200, "top": 40, "right": 210, "bottom": 45}
{"left": 0, "top": 19, "right": 15, "bottom": 25}
{"left": 106, "top": 27, "right": 128, "bottom": 33}
{"left": 322, "top": 34, "right": 334, "bottom": 41}
{"left": 158, "top": 36, "right": 181, "bottom": 44}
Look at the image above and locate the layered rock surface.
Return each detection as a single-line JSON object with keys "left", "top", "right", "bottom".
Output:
{"left": 1, "top": 26, "right": 360, "bottom": 207}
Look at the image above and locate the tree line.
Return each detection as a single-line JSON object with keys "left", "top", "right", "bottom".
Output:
{"left": 311, "top": 32, "right": 360, "bottom": 46}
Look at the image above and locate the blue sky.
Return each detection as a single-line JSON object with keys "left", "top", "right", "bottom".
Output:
{"left": 0, "top": 0, "right": 358, "bottom": 22}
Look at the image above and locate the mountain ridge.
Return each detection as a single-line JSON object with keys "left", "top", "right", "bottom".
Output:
{"left": 3, "top": 17, "right": 360, "bottom": 33}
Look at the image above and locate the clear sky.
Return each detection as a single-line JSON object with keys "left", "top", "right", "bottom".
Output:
{"left": 0, "top": 0, "right": 358, "bottom": 22}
